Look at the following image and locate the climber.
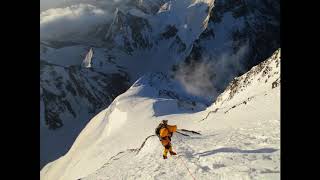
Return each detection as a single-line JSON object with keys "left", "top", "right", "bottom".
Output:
{"left": 155, "top": 120, "right": 177, "bottom": 159}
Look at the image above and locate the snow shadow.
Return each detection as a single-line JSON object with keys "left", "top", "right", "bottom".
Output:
{"left": 194, "top": 147, "right": 278, "bottom": 157}
{"left": 153, "top": 99, "right": 191, "bottom": 116}
{"left": 152, "top": 99, "right": 207, "bottom": 117}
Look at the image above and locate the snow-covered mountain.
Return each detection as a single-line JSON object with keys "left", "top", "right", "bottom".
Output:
{"left": 40, "top": 0, "right": 280, "bottom": 170}
{"left": 40, "top": 0, "right": 215, "bottom": 168}
{"left": 40, "top": 60, "right": 130, "bottom": 167}
{"left": 172, "top": 0, "right": 280, "bottom": 98}
{"left": 41, "top": 48, "right": 280, "bottom": 180}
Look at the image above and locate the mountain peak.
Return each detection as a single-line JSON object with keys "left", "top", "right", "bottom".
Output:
{"left": 81, "top": 48, "right": 93, "bottom": 68}
{"left": 214, "top": 48, "right": 280, "bottom": 107}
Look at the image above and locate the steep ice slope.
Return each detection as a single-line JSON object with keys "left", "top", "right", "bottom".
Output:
{"left": 82, "top": 48, "right": 280, "bottom": 180}
{"left": 83, "top": 87, "right": 279, "bottom": 179}
{"left": 40, "top": 71, "right": 208, "bottom": 180}
{"left": 84, "top": 88, "right": 279, "bottom": 179}
{"left": 41, "top": 49, "right": 280, "bottom": 180}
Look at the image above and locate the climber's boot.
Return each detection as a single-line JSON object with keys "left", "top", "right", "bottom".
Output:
{"left": 169, "top": 151, "right": 177, "bottom": 155}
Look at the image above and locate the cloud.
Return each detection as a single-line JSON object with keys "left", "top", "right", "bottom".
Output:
{"left": 40, "top": 3, "right": 110, "bottom": 40}
{"left": 40, "top": 0, "right": 167, "bottom": 41}
{"left": 40, "top": 0, "right": 123, "bottom": 12}
{"left": 174, "top": 42, "right": 249, "bottom": 100}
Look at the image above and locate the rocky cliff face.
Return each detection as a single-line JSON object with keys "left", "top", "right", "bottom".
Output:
{"left": 40, "top": 60, "right": 130, "bottom": 167}
{"left": 40, "top": 62, "right": 129, "bottom": 129}
{"left": 214, "top": 48, "right": 280, "bottom": 107}
{"left": 173, "top": 0, "right": 280, "bottom": 99}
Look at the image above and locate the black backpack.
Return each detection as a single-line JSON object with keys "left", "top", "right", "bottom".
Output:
{"left": 155, "top": 123, "right": 173, "bottom": 141}
{"left": 155, "top": 123, "right": 166, "bottom": 137}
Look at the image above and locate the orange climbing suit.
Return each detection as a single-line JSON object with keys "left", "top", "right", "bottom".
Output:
{"left": 159, "top": 125, "right": 177, "bottom": 157}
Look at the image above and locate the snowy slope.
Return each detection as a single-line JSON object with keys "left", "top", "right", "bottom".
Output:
{"left": 41, "top": 49, "right": 280, "bottom": 180}
{"left": 40, "top": 0, "right": 280, "bottom": 171}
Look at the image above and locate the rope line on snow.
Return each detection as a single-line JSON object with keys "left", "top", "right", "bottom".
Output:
{"left": 177, "top": 155, "right": 196, "bottom": 180}
{"left": 174, "top": 134, "right": 197, "bottom": 180}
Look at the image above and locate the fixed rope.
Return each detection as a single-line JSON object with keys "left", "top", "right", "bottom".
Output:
{"left": 176, "top": 155, "right": 196, "bottom": 180}
{"left": 174, "top": 134, "right": 197, "bottom": 180}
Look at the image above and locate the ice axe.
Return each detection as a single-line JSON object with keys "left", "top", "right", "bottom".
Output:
{"left": 176, "top": 129, "right": 201, "bottom": 136}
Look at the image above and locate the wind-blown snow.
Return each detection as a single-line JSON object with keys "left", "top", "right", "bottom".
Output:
{"left": 41, "top": 49, "right": 280, "bottom": 180}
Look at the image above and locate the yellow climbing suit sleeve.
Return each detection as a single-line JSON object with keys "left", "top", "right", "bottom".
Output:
{"left": 159, "top": 125, "right": 177, "bottom": 137}
{"left": 167, "top": 125, "right": 177, "bottom": 133}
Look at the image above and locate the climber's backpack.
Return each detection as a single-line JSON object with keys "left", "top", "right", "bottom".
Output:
{"left": 155, "top": 123, "right": 166, "bottom": 138}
